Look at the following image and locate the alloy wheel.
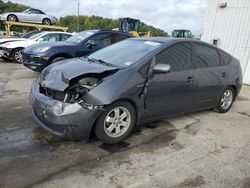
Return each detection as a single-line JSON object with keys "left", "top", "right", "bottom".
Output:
{"left": 8, "top": 15, "right": 16, "bottom": 22}
{"left": 104, "top": 107, "right": 131, "bottom": 138}
{"left": 43, "top": 19, "right": 51, "bottom": 25}
{"left": 14, "top": 50, "right": 23, "bottom": 63}
{"left": 220, "top": 89, "right": 233, "bottom": 110}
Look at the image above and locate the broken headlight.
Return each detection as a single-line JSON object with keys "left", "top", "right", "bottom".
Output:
{"left": 64, "top": 77, "right": 102, "bottom": 104}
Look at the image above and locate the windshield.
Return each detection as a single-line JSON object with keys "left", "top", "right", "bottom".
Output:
{"left": 66, "top": 31, "right": 96, "bottom": 44}
{"left": 28, "top": 32, "right": 44, "bottom": 40}
{"left": 23, "top": 9, "right": 30, "bottom": 13}
{"left": 88, "top": 39, "right": 162, "bottom": 67}
{"left": 21, "top": 31, "right": 40, "bottom": 38}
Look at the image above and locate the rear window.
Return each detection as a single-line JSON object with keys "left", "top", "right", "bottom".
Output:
{"left": 195, "top": 43, "right": 221, "bottom": 68}
{"left": 220, "top": 51, "right": 231, "bottom": 65}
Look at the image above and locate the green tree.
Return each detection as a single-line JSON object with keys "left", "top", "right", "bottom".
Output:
{"left": 0, "top": 0, "right": 168, "bottom": 36}
{"left": 59, "top": 15, "right": 168, "bottom": 36}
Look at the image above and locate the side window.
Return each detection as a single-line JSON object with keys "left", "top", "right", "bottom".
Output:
{"left": 90, "top": 33, "right": 112, "bottom": 48}
{"left": 155, "top": 43, "right": 192, "bottom": 71}
{"left": 29, "top": 10, "right": 38, "bottom": 14}
{"left": 220, "top": 51, "right": 231, "bottom": 65}
{"left": 41, "top": 34, "right": 60, "bottom": 42}
{"left": 195, "top": 43, "right": 221, "bottom": 68}
{"left": 114, "top": 34, "right": 130, "bottom": 43}
{"left": 139, "top": 60, "right": 151, "bottom": 74}
{"left": 61, "top": 34, "right": 71, "bottom": 41}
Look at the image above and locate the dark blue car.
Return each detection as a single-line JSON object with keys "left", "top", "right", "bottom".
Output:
{"left": 23, "top": 30, "right": 132, "bottom": 72}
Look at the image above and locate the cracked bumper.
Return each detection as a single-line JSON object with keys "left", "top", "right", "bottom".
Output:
{"left": 31, "top": 80, "right": 103, "bottom": 140}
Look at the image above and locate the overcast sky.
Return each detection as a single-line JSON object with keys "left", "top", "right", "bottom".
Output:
{"left": 8, "top": 0, "right": 207, "bottom": 34}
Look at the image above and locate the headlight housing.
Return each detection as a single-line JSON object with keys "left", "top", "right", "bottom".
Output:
{"left": 33, "top": 46, "right": 51, "bottom": 53}
{"left": 62, "top": 77, "right": 102, "bottom": 104}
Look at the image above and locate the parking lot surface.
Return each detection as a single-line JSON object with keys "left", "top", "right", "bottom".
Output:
{"left": 0, "top": 59, "right": 250, "bottom": 188}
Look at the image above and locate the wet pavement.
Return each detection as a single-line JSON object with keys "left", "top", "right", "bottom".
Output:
{"left": 0, "top": 59, "right": 250, "bottom": 188}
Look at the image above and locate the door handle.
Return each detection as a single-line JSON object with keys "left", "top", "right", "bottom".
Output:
{"left": 221, "top": 72, "right": 227, "bottom": 78}
{"left": 186, "top": 76, "right": 194, "bottom": 83}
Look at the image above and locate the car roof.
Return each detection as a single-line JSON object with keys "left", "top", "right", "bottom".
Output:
{"left": 128, "top": 37, "right": 192, "bottom": 43}
{"left": 39, "top": 31, "right": 72, "bottom": 35}
{"left": 129, "top": 37, "right": 232, "bottom": 56}
{"left": 98, "top": 30, "right": 132, "bottom": 36}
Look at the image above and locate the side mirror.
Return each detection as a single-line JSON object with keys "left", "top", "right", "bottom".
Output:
{"left": 37, "top": 38, "right": 44, "bottom": 42}
{"left": 86, "top": 40, "right": 97, "bottom": 48}
{"left": 153, "top": 63, "right": 171, "bottom": 74}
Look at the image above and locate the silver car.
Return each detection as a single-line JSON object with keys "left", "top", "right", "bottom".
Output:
{"left": 0, "top": 8, "right": 58, "bottom": 25}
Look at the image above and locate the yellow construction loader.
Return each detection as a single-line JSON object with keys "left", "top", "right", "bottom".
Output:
{"left": 114, "top": 17, "right": 152, "bottom": 37}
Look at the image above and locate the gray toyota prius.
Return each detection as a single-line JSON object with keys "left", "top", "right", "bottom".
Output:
{"left": 31, "top": 37, "right": 242, "bottom": 144}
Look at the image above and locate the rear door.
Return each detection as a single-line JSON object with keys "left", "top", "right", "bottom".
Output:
{"left": 145, "top": 42, "right": 195, "bottom": 119}
{"left": 192, "top": 42, "right": 230, "bottom": 109}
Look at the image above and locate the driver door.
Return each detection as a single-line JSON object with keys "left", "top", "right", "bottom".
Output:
{"left": 146, "top": 42, "right": 195, "bottom": 119}
{"left": 76, "top": 33, "right": 113, "bottom": 57}
{"left": 25, "top": 9, "right": 41, "bottom": 22}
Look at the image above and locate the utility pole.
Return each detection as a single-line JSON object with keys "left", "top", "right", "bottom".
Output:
{"left": 77, "top": 2, "right": 80, "bottom": 32}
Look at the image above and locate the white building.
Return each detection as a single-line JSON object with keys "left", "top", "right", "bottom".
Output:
{"left": 202, "top": 0, "right": 250, "bottom": 84}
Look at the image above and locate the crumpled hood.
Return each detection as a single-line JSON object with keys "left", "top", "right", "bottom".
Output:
{"left": 40, "top": 58, "right": 118, "bottom": 91}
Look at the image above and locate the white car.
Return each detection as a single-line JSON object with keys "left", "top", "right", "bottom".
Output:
{"left": 1, "top": 31, "right": 72, "bottom": 63}
{"left": 0, "top": 31, "right": 43, "bottom": 45}
{"left": 0, "top": 8, "right": 58, "bottom": 25}
{"left": 0, "top": 31, "right": 43, "bottom": 59}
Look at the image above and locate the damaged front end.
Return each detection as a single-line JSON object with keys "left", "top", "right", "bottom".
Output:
{"left": 40, "top": 76, "right": 104, "bottom": 110}
{"left": 39, "top": 68, "right": 118, "bottom": 109}
{"left": 31, "top": 62, "right": 119, "bottom": 140}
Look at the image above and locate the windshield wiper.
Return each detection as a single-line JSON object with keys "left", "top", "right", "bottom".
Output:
{"left": 87, "top": 57, "right": 114, "bottom": 67}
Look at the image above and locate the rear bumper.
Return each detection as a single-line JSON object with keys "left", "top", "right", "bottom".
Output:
{"left": 31, "top": 80, "right": 103, "bottom": 140}
{"left": 0, "top": 15, "right": 7, "bottom": 21}
{"left": 23, "top": 52, "right": 48, "bottom": 72}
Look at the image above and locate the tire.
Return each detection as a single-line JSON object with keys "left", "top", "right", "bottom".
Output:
{"left": 7, "top": 14, "right": 18, "bottom": 22}
{"left": 95, "top": 101, "right": 136, "bottom": 144}
{"left": 12, "top": 48, "right": 23, "bottom": 63}
{"left": 51, "top": 56, "right": 66, "bottom": 63}
{"left": 42, "top": 18, "right": 51, "bottom": 25}
{"left": 214, "top": 87, "right": 235, "bottom": 113}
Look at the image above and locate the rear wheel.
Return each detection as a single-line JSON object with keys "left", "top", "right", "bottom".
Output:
{"left": 42, "top": 18, "right": 51, "bottom": 25}
{"left": 95, "top": 101, "right": 136, "bottom": 144}
{"left": 215, "top": 87, "right": 235, "bottom": 113}
{"left": 7, "top": 14, "right": 18, "bottom": 22}
{"left": 12, "top": 48, "right": 23, "bottom": 63}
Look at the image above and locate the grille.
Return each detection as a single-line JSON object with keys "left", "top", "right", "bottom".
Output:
{"left": 40, "top": 85, "right": 66, "bottom": 102}
{"left": 22, "top": 53, "right": 30, "bottom": 62}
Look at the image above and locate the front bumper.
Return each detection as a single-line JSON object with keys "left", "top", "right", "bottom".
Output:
{"left": 31, "top": 80, "right": 103, "bottom": 140}
{"left": 1, "top": 47, "right": 12, "bottom": 59}
{"left": 23, "top": 52, "right": 49, "bottom": 72}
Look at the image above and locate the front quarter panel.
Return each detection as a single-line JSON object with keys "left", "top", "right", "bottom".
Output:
{"left": 83, "top": 68, "right": 146, "bottom": 119}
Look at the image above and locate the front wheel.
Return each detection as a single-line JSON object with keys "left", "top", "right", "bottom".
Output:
{"left": 214, "top": 87, "right": 235, "bottom": 113}
{"left": 42, "top": 18, "right": 51, "bottom": 25}
{"left": 12, "top": 48, "right": 23, "bottom": 63}
{"left": 95, "top": 101, "right": 136, "bottom": 144}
